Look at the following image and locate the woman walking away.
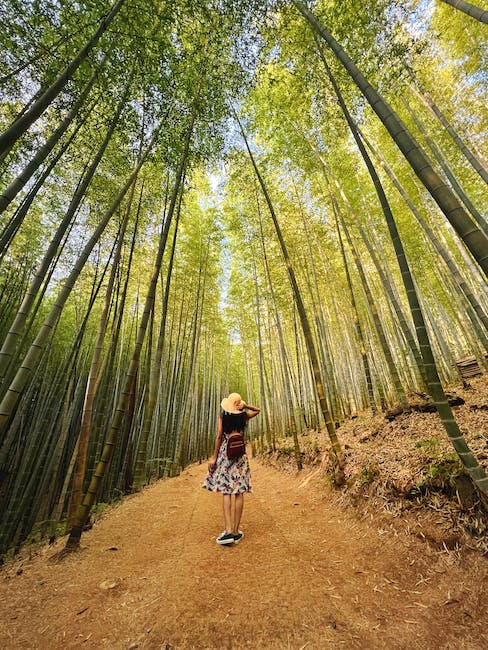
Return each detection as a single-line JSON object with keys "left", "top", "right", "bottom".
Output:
{"left": 203, "top": 392, "right": 260, "bottom": 546}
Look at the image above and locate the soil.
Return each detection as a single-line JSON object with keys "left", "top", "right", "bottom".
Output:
{"left": 1, "top": 459, "right": 487, "bottom": 649}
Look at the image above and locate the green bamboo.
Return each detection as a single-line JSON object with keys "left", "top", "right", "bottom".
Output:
{"left": 0, "top": 0, "right": 125, "bottom": 157}
{"left": 359, "top": 129, "right": 488, "bottom": 339}
{"left": 292, "top": 0, "right": 488, "bottom": 278}
{"left": 236, "top": 112, "right": 343, "bottom": 461}
{"left": 0, "top": 126, "right": 160, "bottom": 437}
{"left": 0, "top": 109, "right": 91, "bottom": 256}
{"left": 333, "top": 206, "right": 377, "bottom": 413}
{"left": 439, "top": 0, "right": 488, "bottom": 23}
{"left": 401, "top": 95, "right": 488, "bottom": 238}
{"left": 0, "top": 67, "right": 100, "bottom": 215}
{"left": 65, "top": 180, "right": 139, "bottom": 528}
{"left": 409, "top": 80, "right": 488, "bottom": 184}
{"left": 66, "top": 109, "right": 195, "bottom": 548}
{"left": 0, "top": 86, "right": 130, "bottom": 382}
{"left": 318, "top": 45, "right": 488, "bottom": 494}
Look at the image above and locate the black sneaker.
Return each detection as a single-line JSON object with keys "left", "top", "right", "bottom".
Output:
{"left": 233, "top": 530, "right": 244, "bottom": 544}
{"left": 216, "top": 531, "right": 235, "bottom": 545}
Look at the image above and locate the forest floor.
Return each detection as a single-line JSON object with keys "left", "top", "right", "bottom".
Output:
{"left": 1, "top": 450, "right": 488, "bottom": 649}
{"left": 261, "top": 375, "right": 488, "bottom": 556}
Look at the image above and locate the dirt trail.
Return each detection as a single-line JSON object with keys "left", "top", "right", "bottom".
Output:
{"left": 0, "top": 460, "right": 487, "bottom": 649}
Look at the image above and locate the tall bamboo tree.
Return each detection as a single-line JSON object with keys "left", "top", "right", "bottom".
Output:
{"left": 0, "top": 83, "right": 132, "bottom": 383}
{"left": 65, "top": 100, "right": 198, "bottom": 549}
{"left": 0, "top": 67, "right": 101, "bottom": 215}
{"left": 292, "top": 0, "right": 488, "bottom": 278}
{"left": 0, "top": 125, "right": 161, "bottom": 437}
{"left": 319, "top": 40, "right": 488, "bottom": 495}
{"left": 439, "top": 0, "right": 488, "bottom": 23}
{"left": 0, "top": 0, "right": 125, "bottom": 158}
{"left": 236, "top": 113, "right": 343, "bottom": 464}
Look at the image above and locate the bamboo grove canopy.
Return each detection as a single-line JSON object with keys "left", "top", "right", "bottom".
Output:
{"left": 0, "top": 0, "right": 487, "bottom": 555}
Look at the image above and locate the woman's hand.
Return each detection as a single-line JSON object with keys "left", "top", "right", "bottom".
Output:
{"left": 244, "top": 404, "right": 260, "bottom": 418}
{"left": 208, "top": 457, "right": 217, "bottom": 472}
{"left": 244, "top": 404, "right": 259, "bottom": 412}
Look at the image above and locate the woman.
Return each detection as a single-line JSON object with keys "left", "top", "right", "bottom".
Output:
{"left": 203, "top": 392, "right": 260, "bottom": 545}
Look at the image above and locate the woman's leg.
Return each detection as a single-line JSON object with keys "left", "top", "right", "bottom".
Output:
{"left": 222, "top": 494, "right": 232, "bottom": 532}
{"left": 233, "top": 493, "right": 244, "bottom": 534}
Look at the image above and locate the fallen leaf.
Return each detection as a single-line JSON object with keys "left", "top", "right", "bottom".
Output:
{"left": 99, "top": 579, "right": 119, "bottom": 590}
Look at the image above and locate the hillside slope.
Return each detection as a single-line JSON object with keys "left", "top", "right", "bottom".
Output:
{"left": 262, "top": 376, "right": 488, "bottom": 554}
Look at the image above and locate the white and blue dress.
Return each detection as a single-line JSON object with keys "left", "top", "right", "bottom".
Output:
{"left": 202, "top": 411, "right": 252, "bottom": 494}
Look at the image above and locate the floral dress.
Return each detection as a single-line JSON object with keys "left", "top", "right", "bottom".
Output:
{"left": 202, "top": 432, "right": 252, "bottom": 494}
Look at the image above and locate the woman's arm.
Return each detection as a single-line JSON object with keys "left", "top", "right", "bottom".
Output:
{"left": 244, "top": 404, "right": 260, "bottom": 420}
{"left": 208, "top": 416, "right": 223, "bottom": 471}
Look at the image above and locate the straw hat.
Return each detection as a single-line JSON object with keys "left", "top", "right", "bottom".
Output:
{"left": 221, "top": 392, "right": 245, "bottom": 414}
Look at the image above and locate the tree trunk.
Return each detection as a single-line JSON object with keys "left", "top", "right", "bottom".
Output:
{"left": 409, "top": 79, "right": 488, "bottom": 184}
{"left": 339, "top": 214, "right": 409, "bottom": 409}
{"left": 65, "top": 180, "right": 139, "bottom": 528}
{"left": 316, "top": 39, "right": 488, "bottom": 494}
{"left": 132, "top": 183, "right": 183, "bottom": 489}
{"left": 0, "top": 67, "right": 100, "bottom": 215}
{"left": 0, "top": 110, "right": 91, "bottom": 256}
{"left": 439, "top": 0, "right": 488, "bottom": 24}
{"left": 256, "top": 211, "right": 302, "bottom": 466}
{"left": 401, "top": 96, "right": 488, "bottom": 237}
{"left": 359, "top": 129, "right": 488, "bottom": 338}
{"left": 333, "top": 206, "right": 377, "bottom": 413}
{"left": 0, "top": 125, "right": 160, "bottom": 437}
{"left": 0, "top": 86, "right": 129, "bottom": 383}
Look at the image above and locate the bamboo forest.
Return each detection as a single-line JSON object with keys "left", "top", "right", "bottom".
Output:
{"left": 0, "top": 0, "right": 487, "bottom": 647}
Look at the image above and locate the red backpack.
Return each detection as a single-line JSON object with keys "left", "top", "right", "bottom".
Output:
{"left": 227, "top": 431, "right": 246, "bottom": 459}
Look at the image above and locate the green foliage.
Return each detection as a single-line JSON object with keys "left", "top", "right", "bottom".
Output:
{"left": 415, "top": 437, "right": 440, "bottom": 451}
{"left": 427, "top": 455, "right": 463, "bottom": 484}
{"left": 357, "top": 465, "right": 379, "bottom": 486}
{"left": 412, "top": 453, "right": 464, "bottom": 495}
{"left": 91, "top": 502, "right": 110, "bottom": 516}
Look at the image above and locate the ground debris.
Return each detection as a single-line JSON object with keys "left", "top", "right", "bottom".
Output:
{"left": 260, "top": 375, "right": 488, "bottom": 554}
{"left": 99, "top": 579, "right": 120, "bottom": 590}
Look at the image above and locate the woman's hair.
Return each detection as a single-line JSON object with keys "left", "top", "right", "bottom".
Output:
{"left": 221, "top": 410, "right": 247, "bottom": 434}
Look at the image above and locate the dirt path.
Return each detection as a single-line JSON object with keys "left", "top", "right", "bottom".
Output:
{"left": 0, "top": 460, "right": 487, "bottom": 649}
